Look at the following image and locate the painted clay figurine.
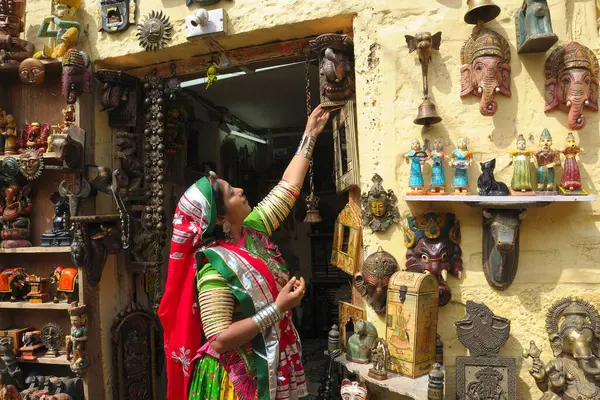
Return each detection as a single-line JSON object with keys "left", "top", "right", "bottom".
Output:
{"left": 534, "top": 129, "right": 560, "bottom": 194}
{"left": 34, "top": 0, "right": 81, "bottom": 59}
{"left": 545, "top": 41, "right": 599, "bottom": 131}
{"left": 449, "top": 137, "right": 473, "bottom": 195}
{"left": 346, "top": 319, "right": 378, "bottom": 364}
{"left": 66, "top": 302, "right": 88, "bottom": 375}
{"left": 0, "top": 0, "right": 35, "bottom": 65}
{"left": 20, "top": 122, "right": 50, "bottom": 153}
{"left": 515, "top": 0, "right": 558, "bottom": 53}
{"left": 428, "top": 138, "right": 446, "bottom": 194}
{"left": 460, "top": 28, "right": 511, "bottom": 116}
{"left": 524, "top": 298, "right": 600, "bottom": 400}
{"left": 509, "top": 134, "right": 534, "bottom": 194}
{"left": 404, "top": 139, "right": 428, "bottom": 194}
{"left": 477, "top": 159, "right": 510, "bottom": 196}
{"left": 559, "top": 132, "right": 586, "bottom": 195}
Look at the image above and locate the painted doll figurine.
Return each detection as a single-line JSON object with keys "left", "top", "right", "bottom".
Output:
{"left": 428, "top": 139, "right": 446, "bottom": 194}
{"left": 559, "top": 132, "right": 586, "bottom": 195}
{"left": 509, "top": 134, "right": 534, "bottom": 193}
{"left": 2, "top": 115, "right": 18, "bottom": 155}
{"left": 34, "top": 0, "right": 81, "bottom": 60}
{"left": 533, "top": 129, "right": 560, "bottom": 194}
{"left": 404, "top": 139, "right": 428, "bottom": 194}
{"left": 449, "top": 137, "right": 472, "bottom": 195}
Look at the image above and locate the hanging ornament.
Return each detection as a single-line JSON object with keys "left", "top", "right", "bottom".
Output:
{"left": 303, "top": 52, "right": 322, "bottom": 224}
{"left": 206, "top": 61, "right": 219, "bottom": 89}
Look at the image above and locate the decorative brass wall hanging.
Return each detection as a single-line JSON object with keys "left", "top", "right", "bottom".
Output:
{"left": 455, "top": 301, "right": 516, "bottom": 399}
{"left": 331, "top": 200, "right": 361, "bottom": 275}
{"left": 523, "top": 297, "right": 600, "bottom": 400}
{"left": 403, "top": 211, "right": 462, "bottom": 307}
{"left": 99, "top": 0, "right": 136, "bottom": 33}
{"left": 137, "top": 11, "right": 173, "bottom": 52}
{"left": 464, "top": 0, "right": 500, "bottom": 24}
{"left": 460, "top": 28, "right": 511, "bottom": 116}
{"left": 95, "top": 69, "right": 139, "bottom": 127}
{"left": 309, "top": 33, "right": 355, "bottom": 107}
{"left": 111, "top": 302, "right": 159, "bottom": 400}
{"left": 332, "top": 100, "right": 360, "bottom": 193}
{"left": 360, "top": 174, "right": 400, "bottom": 233}
{"left": 405, "top": 32, "right": 442, "bottom": 127}
{"left": 355, "top": 247, "right": 398, "bottom": 314}
{"left": 515, "top": 0, "right": 558, "bottom": 53}
{"left": 544, "top": 41, "right": 599, "bottom": 131}
{"left": 18, "top": 148, "right": 44, "bottom": 180}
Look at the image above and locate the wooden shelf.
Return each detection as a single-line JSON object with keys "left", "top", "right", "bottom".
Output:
{"left": 0, "top": 152, "right": 61, "bottom": 161}
{"left": 18, "top": 354, "right": 70, "bottom": 365}
{"left": 0, "top": 246, "right": 71, "bottom": 254}
{"left": 403, "top": 194, "right": 596, "bottom": 208}
{"left": 0, "top": 60, "right": 62, "bottom": 76}
{"left": 0, "top": 301, "right": 71, "bottom": 310}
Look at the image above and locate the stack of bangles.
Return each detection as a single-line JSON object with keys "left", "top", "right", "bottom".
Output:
{"left": 256, "top": 180, "right": 300, "bottom": 235}
{"left": 252, "top": 303, "right": 284, "bottom": 333}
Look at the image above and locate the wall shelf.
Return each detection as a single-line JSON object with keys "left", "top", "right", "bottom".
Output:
{"left": 0, "top": 301, "right": 71, "bottom": 310}
{"left": 0, "top": 246, "right": 71, "bottom": 254}
{"left": 18, "top": 354, "right": 69, "bottom": 365}
{"left": 403, "top": 194, "right": 595, "bottom": 208}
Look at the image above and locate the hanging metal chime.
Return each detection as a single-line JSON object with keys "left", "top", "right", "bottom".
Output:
{"left": 303, "top": 52, "right": 322, "bottom": 224}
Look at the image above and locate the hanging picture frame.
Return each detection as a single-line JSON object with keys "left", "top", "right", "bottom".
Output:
{"left": 331, "top": 200, "right": 361, "bottom": 275}
{"left": 339, "top": 301, "right": 365, "bottom": 352}
{"left": 333, "top": 100, "right": 360, "bottom": 193}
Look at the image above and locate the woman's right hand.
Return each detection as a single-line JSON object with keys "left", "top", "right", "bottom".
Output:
{"left": 275, "top": 277, "right": 306, "bottom": 312}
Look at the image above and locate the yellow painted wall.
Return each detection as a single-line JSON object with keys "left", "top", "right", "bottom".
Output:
{"left": 22, "top": 0, "right": 600, "bottom": 398}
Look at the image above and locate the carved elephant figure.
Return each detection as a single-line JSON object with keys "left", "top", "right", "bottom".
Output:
{"left": 461, "top": 56, "right": 511, "bottom": 116}
{"left": 482, "top": 209, "right": 527, "bottom": 289}
{"left": 0, "top": 268, "right": 30, "bottom": 302}
{"left": 49, "top": 267, "right": 78, "bottom": 304}
{"left": 544, "top": 41, "right": 599, "bottom": 130}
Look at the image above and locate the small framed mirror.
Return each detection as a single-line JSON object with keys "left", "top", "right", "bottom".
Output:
{"left": 333, "top": 100, "right": 360, "bottom": 193}
{"left": 331, "top": 200, "right": 362, "bottom": 275}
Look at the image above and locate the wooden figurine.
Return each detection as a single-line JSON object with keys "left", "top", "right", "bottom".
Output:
{"left": 20, "top": 123, "right": 50, "bottom": 154}
{"left": 49, "top": 266, "right": 79, "bottom": 303}
{"left": 559, "top": 132, "right": 587, "bottom": 195}
{"left": 449, "top": 137, "right": 473, "bottom": 195}
{"left": 115, "top": 132, "right": 143, "bottom": 192}
{"left": 0, "top": 268, "right": 29, "bottom": 302}
{"left": 95, "top": 69, "right": 139, "bottom": 127}
{"left": 477, "top": 159, "right": 510, "bottom": 196}
{"left": 509, "top": 134, "right": 534, "bottom": 194}
{"left": 340, "top": 379, "right": 368, "bottom": 400}
{"left": 354, "top": 247, "right": 398, "bottom": 314}
{"left": 61, "top": 49, "right": 91, "bottom": 104}
{"left": 346, "top": 319, "right": 378, "bottom": 364}
{"left": 3, "top": 115, "right": 18, "bottom": 155}
{"left": 515, "top": 0, "right": 558, "bottom": 54}
{"left": 404, "top": 139, "right": 428, "bottom": 194}
{"left": 545, "top": 42, "right": 599, "bottom": 131}
{"left": 0, "top": 0, "right": 35, "bottom": 66}
{"left": 26, "top": 275, "right": 51, "bottom": 303}
{"left": 460, "top": 28, "right": 511, "bottom": 116}
{"left": 428, "top": 138, "right": 447, "bottom": 194}
{"left": 19, "top": 331, "right": 45, "bottom": 361}
{"left": 386, "top": 271, "right": 439, "bottom": 378}
{"left": 368, "top": 338, "right": 389, "bottom": 381}
{"left": 40, "top": 322, "right": 65, "bottom": 358}
{"left": 0, "top": 159, "right": 33, "bottom": 248}
{"left": 66, "top": 302, "right": 88, "bottom": 375}
{"left": 402, "top": 212, "right": 462, "bottom": 307}
{"left": 309, "top": 34, "right": 355, "bottom": 107}
{"left": 41, "top": 193, "right": 71, "bottom": 246}
{"left": 18, "top": 58, "right": 46, "bottom": 85}
{"left": 534, "top": 129, "right": 560, "bottom": 195}
{"left": 99, "top": 0, "right": 135, "bottom": 33}
{"left": 34, "top": 0, "right": 81, "bottom": 60}
{"left": 360, "top": 174, "right": 400, "bottom": 232}
{"left": 524, "top": 298, "right": 600, "bottom": 400}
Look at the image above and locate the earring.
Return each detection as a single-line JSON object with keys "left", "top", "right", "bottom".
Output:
{"left": 223, "top": 220, "right": 232, "bottom": 241}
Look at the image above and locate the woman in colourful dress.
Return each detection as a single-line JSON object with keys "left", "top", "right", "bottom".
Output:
{"left": 404, "top": 139, "right": 427, "bottom": 193}
{"left": 158, "top": 105, "right": 331, "bottom": 400}
{"left": 428, "top": 138, "right": 446, "bottom": 194}
{"left": 560, "top": 132, "right": 584, "bottom": 192}
{"left": 449, "top": 137, "right": 472, "bottom": 194}
{"left": 509, "top": 134, "right": 533, "bottom": 192}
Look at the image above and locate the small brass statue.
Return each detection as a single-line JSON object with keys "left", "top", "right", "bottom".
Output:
{"left": 405, "top": 32, "right": 442, "bottom": 126}
{"left": 515, "top": 0, "right": 558, "bottom": 54}
{"left": 368, "top": 338, "right": 389, "bottom": 380}
{"left": 360, "top": 174, "right": 400, "bottom": 232}
{"left": 523, "top": 297, "right": 600, "bottom": 400}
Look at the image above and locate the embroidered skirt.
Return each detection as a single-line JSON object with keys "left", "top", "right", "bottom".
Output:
{"left": 189, "top": 355, "right": 240, "bottom": 400}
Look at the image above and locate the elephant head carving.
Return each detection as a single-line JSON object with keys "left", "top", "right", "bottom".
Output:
{"left": 460, "top": 28, "right": 511, "bottom": 116}
{"left": 544, "top": 41, "right": 599, "bottom": 130}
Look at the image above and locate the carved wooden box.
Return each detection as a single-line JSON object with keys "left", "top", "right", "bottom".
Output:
{"left": 386, "top": 271, "right": 439, "bottom": 378}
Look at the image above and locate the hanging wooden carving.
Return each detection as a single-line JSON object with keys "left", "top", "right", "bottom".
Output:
{"left": 332, "top": 100, "right": 360, "bottom": 193}
{"left": 331, "top": 200, "right": 361, "bottom": 275}
{"left": 112, "top": 303, "right": 159, "bottom": 400}
{"left": 95, "top": 69, "right": 139, "bottom": 127}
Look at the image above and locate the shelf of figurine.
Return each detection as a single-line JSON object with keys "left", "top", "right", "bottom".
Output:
{"left": 0, "top": 266, "right": 79, "bottom": 305}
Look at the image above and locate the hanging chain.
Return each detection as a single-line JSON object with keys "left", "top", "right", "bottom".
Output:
{"left": 305, "top": 52, "right": 315, "bottom": 195}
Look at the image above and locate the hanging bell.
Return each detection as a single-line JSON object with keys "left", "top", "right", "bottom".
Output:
{"left": 303, "top": 193, "right": 322, "bottom": 224}
{"left": 464, "top": 0, "right": 500, "bottom": 24}
{"left": 414, "top": 98, "right": 442, "bottom": 127}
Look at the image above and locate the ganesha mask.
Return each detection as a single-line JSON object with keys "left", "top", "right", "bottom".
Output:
{"left": 62, "top": 49, "right": 91, "bottom": 105}
{"left": 460, "top": 28, "right": 511, "bottom": 116}
{"left": 544, "top": 41, "right": 599, "bottom": 130}
{"left": 403, "top": 212, "right": 462, "bottom": 307}
{"left": 354, "top": 247, "right": 397, "bottom": 314}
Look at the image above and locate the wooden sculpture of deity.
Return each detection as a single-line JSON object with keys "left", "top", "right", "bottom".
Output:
{"left": 0, "top": 0, "right": 34, "bottom": 65}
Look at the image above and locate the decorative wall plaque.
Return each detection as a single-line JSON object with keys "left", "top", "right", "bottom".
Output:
{"left": 360, "top": 174, "right": 400, "bottom": 233}
{"left": 331, "top": 200, "right": 361, "bottom": 275}
{"left": 338, "top": 301, "right": 365, "bottom": 353}
{"left": 137, "top": 11, "right": 173, "bottom": 52}
{"left": 332, "top": 100, "right": 359, "bottom": 193}
{"left": 99, "top": 0, "right": 136, "bottom": 33}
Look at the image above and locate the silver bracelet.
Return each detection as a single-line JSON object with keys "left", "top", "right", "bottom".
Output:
{"left": 252, "top": 304, "right": 283, "bottom": 332}
{"left": 295, "top": 135, "right": 317, "bottom": 159}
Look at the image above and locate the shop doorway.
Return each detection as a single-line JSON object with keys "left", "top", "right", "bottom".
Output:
{"left": 178, "top": 58, "right": 351, "bottom": 343}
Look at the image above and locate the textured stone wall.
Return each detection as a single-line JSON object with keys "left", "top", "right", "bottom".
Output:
{"left": 21, "top": 0, "right": 600, "bottom": 398}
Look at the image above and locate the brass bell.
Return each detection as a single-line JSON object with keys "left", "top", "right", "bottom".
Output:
{"left": 303, "top": 193, "right": 322, "bottom": 224}
{"left": 414, "top": 98, "right": 442, "bottom": 127}
{"left": 464, "top": 0, "right": 500, "bottom": 24}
